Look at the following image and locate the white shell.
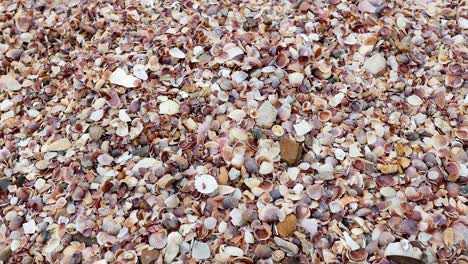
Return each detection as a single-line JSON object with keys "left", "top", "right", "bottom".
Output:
{"left": 288, "top": 72, "right": 304, "bottom": 85}
{"left": 133, "top": 64, "right": 148, "bottom": 80}
{"left": 1, "top": 75, "right": 21, "bottom": 91}
{"left": 169, "top": 47, "right": 186, "bottom": 59}
{"left": 109, "top": 68, "right": 140, "bottom": 88}
{"left": 192, "top": 241, "right": 210, "bottom": 259}
{"left": 294, "top": 120, "right": 312, "bottom": 136}
{"left": 159, "top": 100, "right": 180, "bottom": 115}
{"left": 195, "top": 174, "right": 218, "bottom": 194}
{"left": 407, "top": 95, "right": 423, "bottom": 106}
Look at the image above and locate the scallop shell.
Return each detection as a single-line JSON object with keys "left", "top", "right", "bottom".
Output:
{"left": 194, "top": 175, "right": 218, "bottom": 194}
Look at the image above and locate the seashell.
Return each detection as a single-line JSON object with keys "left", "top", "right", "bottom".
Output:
{"left": 407, "top": 95, "right": 423, "bottom": 106}
{"left": 97, "top": 153, "right": 113, "bottom": 166}
{"left": 259, "top": 161, "right": 274, "bottom": 175}
{"left": 275, "top": 53, "right": 289, "bottom": 68}
{"left": 318, "top": 110, "right": 332, "bottom": 122}
{"left": 159, "top": 100, "right": 180, "bottom": 115}
{"left": 232, "top": 71, "right": 248, "bottom": 84}
{"left": 252, "top": 220, "right": 272, "bottom": 241}
{"left": 194, "top": 175, "right": 218, "bottom": 194}
{"left": 272, "top": 125, "right": 284, "bottom": 137}
{"left": 149, "top": 231, "right": 167, "bottom": 249}
{"left": 329, "top": 200, "right": 344, "bottom": 213}
{"left": 288, "top": 72, "right": 304, "bottom": 85}
{"left": 133, "top": 64, "right": 148, "bottom": 80}
{"left": 169, "top": 47, "right": 186, "bottom": 59}
{"left": 192, "top": 241, "right": 210, "bottom": 260}
{"left": 0, "top": 75, "right": 21, "bottom": 91}
{"left": 445, "top": 75, "right": 463, "bottom": 88}
{"left": 445, "top": 162, "right": 460, "bottom": 182}
{"left": 231, "top": 257, "right": 254, "bottom": 264}
{"left": 258, "top": 205, "right": 279, "bottom": 222}
{"left": 447, "top": 63, "right": 464, "bottom": 75}
{"left": 347, "top": 249, "right": 368, "bottom": 262}
{"left": 109, "top": 68, "right": 140, "bottom": 88}
{"left": 300, "top": 218, "right": 318, "bottom": 236}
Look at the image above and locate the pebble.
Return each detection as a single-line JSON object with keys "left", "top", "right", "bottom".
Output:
{"left": 273, "top": 237, "right": 299, "bottom": 255}
{"left": 255, "top": 244, "right": 272, "bottom": 259}
{"left": 276, "top": 214, "right": 297, "bottom": 237}
{"left": 89, "top": 125, "right": 104, "bottom": 141}
{"left": 377, "top": 164, "right": 399, "bottom": 174}
{"left": 0, "top": 177, "right": 12, "bottom": 192}
{"left": 257, "top": 101, "right": 278, "bottom": 128}
{"left": 244, "top": 158, "right": 259, "bottom": 174}
{"left": 364, "top": 53, "right": 387, "bottom": 77}
{"left": 44, "top": 138, "right": 72, "bottom": 152}
{"left": 280, "top": 138, "right": 302, "bottom": 165}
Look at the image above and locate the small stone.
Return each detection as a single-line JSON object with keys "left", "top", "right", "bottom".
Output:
{"left": 273, "top": 237, "right": 299, "bottom": 255}
{"left": 0, "top": 247, "right": 12, "bottom": 263}
{"left": 218, "top": 167, "right": 229, "bottom": 185}
{"left": 0, "top": 177, "right": 12, "bottom": 192}
{"left": 257, "top": 101, "right": 278, "bottom": 128}
{"left": 159, "top": 100, "right": 180, "bottom": 115}
{"left": 377, "top": 164, "right": 399, "bottom": 174}
{"left": 44, "top": 138, "right": 72, "bottom": 152}
{"left": 140, "top": 249, "right": 160, "bottom": 264}
{"left": 89, "top": 126, "right": 104, "bottom": 141}
{"left": 280, "top": 138, "right": 302, "bottom": 165}
{"left": 244, "top": 158, "right": 259, "bottom": 174}
{"left": 364, "top": 53, "right": 387, "bottom": 77}
{"left": 255, "top": 244, "right": 272, "bottom": 259}
{"left": 276, "top": 214, "right": 297, "bottom": 237}
{"left": 192, "top": 241, "right": 210, "bottom": 260}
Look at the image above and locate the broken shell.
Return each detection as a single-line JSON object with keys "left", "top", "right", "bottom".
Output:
{"left": 159, "top": 100, "right": 180, "bottom": 115}
{"left": 109, "top": 68, "right": 140, "bottom": 88}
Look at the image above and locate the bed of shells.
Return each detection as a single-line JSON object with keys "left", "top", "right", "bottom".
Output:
{"left": 0, "top": 0, "right": 467, "bottom": 263}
